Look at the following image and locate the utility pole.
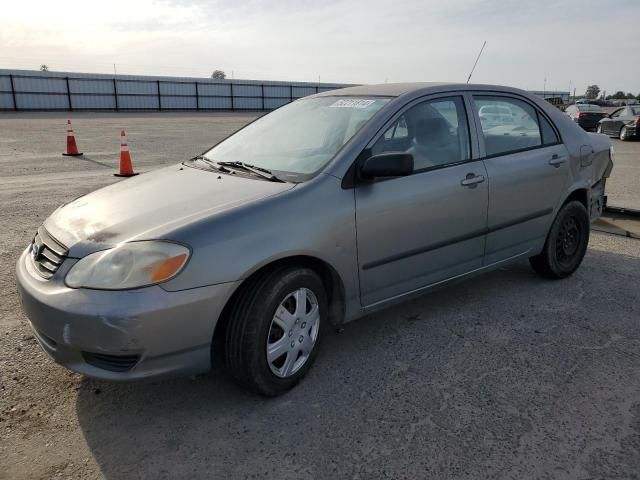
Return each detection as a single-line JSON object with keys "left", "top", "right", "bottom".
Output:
{"left": 113, "top": 64, "right": 117, "bottom": 75}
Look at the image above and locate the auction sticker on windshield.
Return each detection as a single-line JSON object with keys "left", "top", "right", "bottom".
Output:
{"left": 330, "top": 99, "right": 376, "bottom": 108}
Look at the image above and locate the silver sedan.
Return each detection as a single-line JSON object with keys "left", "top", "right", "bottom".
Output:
{"left": 16, "top": 83, "right": 613, "bottom": 395}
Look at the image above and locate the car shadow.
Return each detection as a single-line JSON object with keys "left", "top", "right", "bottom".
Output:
{"left": 78, "top": 155, "right": 114, "bottom": 169}
{"left": 76, "top": 246, "right": 640, "bottom": 479}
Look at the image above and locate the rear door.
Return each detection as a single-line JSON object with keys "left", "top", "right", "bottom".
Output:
{"left": 472, "top": 94, "right": 570, "bottom": 264}
{"left": 354, "top": 95, "right": 488, "bottom": 306}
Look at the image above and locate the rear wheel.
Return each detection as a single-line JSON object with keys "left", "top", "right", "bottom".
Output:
{"left": 224, "top": 266, "right": 327, "bottom": 396}
{"left": 529, "top": 201, "right": 590, "bottom": 279}
{"left": 620, "top": 126, "right": 630, "bottom": 141}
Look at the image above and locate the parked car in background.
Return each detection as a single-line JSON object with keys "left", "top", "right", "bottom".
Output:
{"left": 16, "top": 83, "right": 613, "bottom": 396}
{"left": 478, "top": 104, "right": 515, "bottom": 128}
{"left": 597, "top": 105, "right": 640, "bottom": 140}
{"left": 565, "top": 104, "right": 608, "bottom": 131}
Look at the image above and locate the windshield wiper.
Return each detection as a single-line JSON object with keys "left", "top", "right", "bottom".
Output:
{"left": 216, "top": 161, "right": 285, "bottom": 182}
{"left": 189, "top": 155, "right": 233, "bottom": 173}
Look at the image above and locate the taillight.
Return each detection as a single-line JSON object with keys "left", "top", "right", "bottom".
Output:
{"left": 575, "top": 112, "right": 585, "bottom": 118}
{"left": 635, "top": 117, "right": 640, "bottom": 126}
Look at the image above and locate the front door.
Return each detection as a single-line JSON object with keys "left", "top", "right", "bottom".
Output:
{"left": 354, "top": 95, "right": 488, "bottom": 306}
{"left": 471, "top": 94, "right": 571, "bottom": 264}
{"left": 604, "top": 108, "right": 624, "bottom": 135}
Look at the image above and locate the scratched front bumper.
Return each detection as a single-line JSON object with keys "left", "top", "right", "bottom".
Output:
{"left": 15, "top": 247, "right": 238, "bottom": 381}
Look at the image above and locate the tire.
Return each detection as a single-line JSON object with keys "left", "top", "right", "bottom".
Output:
{"left": 529, "top": 201, "right": 590, "bottom": 279}
{"left": 620, "top": 126, "right": 630, "bottom": 141}
{"left": 224, "top": 266, "right": 327, "bottom": 396}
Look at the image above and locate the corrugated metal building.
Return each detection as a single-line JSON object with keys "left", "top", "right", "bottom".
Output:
{"left": 0, "top": 69, "right": 353, "bottom": 111}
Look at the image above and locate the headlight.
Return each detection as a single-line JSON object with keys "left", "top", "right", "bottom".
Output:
{"left": 65, "top": 241, "right": 190, "bottom": 290}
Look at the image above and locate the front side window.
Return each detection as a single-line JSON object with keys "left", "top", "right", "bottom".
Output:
{"left": 474, "top": 96, "right": 543, "bottom": 156}
{"left": 204, "top": 96, "right": 389, "bottom": 181}
{"left": 371, "top": 96, "right": 470, "bottom": 172}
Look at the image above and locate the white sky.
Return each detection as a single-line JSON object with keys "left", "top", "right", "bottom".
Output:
{"left": 1, "top": 0, "right": 638, "bottom": 95}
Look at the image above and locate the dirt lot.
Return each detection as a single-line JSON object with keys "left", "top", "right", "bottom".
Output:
{"left": 1, "top": 112, "right": 640, "bottom": 479}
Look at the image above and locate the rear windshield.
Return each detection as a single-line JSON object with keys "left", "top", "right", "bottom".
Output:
{"left": 577, "top": 105, "right": 602, "bottom": 112}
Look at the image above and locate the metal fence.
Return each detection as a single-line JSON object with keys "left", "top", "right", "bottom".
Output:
{"left": 0, "top": 69, "right": 352, "bottom": 112}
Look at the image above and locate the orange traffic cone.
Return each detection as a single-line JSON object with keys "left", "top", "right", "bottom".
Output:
{"left": 114, "top": 130, "right": 139, "bottom": 177}
{"left": 62, "top": 119, "right": 83, "bottom": 156}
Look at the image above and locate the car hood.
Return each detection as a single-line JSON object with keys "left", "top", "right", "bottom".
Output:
{"left": 44, "top": 164, "right": 295, "bottom": 257}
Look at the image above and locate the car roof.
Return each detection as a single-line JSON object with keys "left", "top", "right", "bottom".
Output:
{"left": 313, "top": 82, "right": 533, "bottom": 98}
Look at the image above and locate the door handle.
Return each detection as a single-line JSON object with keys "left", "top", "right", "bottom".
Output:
{"left": 549, "top": 154, "right": 567, "bottom": 167}
{"left": 460, "top": 173, "right": 485, "bottom": 188}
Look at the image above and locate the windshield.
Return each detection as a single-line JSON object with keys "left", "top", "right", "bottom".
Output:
{"left": 203, "top": 96, "right": 390, "bottom": 181}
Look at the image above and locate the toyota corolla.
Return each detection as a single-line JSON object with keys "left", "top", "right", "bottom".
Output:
{"left": 16, "top": 83, "right": 613, "bottom": 395}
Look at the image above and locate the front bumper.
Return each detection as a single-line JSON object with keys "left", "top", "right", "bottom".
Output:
{"left": 15, "top": 247, "right": 239, "bottom": 381}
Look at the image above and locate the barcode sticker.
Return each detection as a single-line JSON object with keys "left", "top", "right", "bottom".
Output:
{"left": 329, "top": 99, "right": 376, "bottom": 108}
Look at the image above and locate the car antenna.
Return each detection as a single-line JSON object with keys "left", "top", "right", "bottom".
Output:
{"left": 466, "top": 40, "right": 487, "bottom": 84}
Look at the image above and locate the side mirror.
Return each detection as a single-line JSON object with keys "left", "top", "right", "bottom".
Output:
{"left": 360, "top": 153, "right": 414, "bottom": 180}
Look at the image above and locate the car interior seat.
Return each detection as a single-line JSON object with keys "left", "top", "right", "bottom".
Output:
{"left": 408, "top": 117, "right": 460, "bottom": 170}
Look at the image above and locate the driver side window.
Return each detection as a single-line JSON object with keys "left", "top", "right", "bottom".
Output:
{"left": 371, "top": 97, "right": 470, "bottom": 172}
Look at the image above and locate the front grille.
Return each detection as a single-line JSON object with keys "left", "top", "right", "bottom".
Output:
{"left": 30, "top": 226, "right": 68, "bottom": 279}
{"left": 81, "top": 352, "right": 141, "bottom": 372}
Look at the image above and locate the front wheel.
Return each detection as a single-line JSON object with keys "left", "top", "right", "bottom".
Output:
{"left": 224, "top": 266, "right": 327, "bottom": 396}
{"left": 529, "top": 201, "right": 590, "bottom": 279}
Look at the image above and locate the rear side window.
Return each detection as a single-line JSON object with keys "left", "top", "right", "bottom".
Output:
{"left": 474, "top": 96, "right": 542, "bottom": 156}
{"left": 539, "top": 115, "right": 559, "bottom": 145}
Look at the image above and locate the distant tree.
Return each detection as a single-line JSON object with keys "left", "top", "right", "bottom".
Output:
{"left": 609, "top": 91, "right": 626, "bottom": 100}
{"left": 585, "top": 85, "right": 600, "bottom": 99}
{"left": 626, "top": 92, "right": 635, "bottom": 99}
{"left": 39, "top": 64, "right": 49, "bottom": 72}
{"left": 637, "top": 93, "right": 640, "bottom": 101}
{"left": 211, "top": 70, "right": 226, "bottom": 80}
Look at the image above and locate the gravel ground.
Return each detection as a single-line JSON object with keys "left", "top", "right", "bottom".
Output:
{"left": 1, "top": 112, "right": 640, "bottom": 479}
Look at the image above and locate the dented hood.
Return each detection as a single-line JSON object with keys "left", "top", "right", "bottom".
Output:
{"left": 44, "top": 164, "right": 295, "bottom": 257}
